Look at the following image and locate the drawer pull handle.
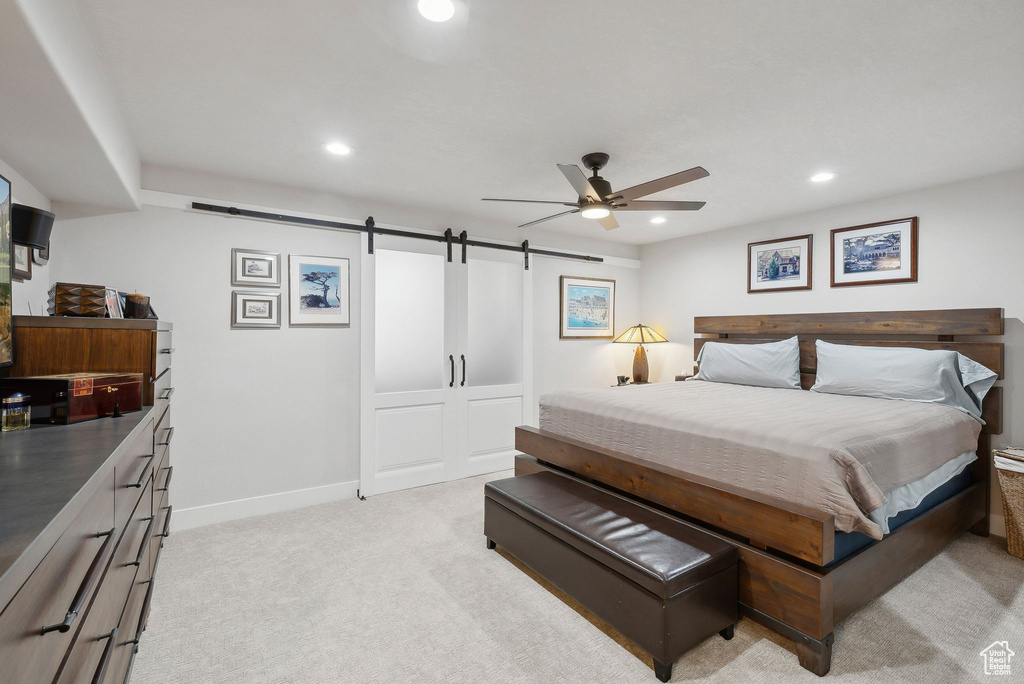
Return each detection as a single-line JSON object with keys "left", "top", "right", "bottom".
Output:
{"left": 121, "top": 641, "right": 140, "bottom": 684}
{"left": 160, "top": 506, "right": 173, "bottom": 538}
{"left": 126, "top": 460, "right": 152, "bottom": 489}
{"left": 158, "top": 426, "right": 174, "bottom": 446}
{"left": 161, "top": 387, "right": 175, "bottom": 400}
{"left": 127, "top": 517, "right": 156, "bottom": 567}
{"left": 137, "top": 577, "right": 155, "bottom": 642}
{"left": 157, "top": 465, "right": 173, "bottom": 492}
{"left": 41, "top": 528, "right": 116, "bottom": 635}
{"left": 159, "top": 348, "right": 175, "bottom": 355}
{"left": 90, "top": 628, "right": 117, "bottom": 684}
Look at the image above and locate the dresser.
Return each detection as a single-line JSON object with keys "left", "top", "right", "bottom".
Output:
{"left": 0, "top": 317, "right": 174, "bottom": 683}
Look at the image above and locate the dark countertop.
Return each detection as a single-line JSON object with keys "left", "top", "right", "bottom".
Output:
{"left": 0, "top": 408, "right": 156, "bottom": 611}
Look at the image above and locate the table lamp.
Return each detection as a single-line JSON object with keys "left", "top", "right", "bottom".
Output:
{"left": 613, "top": 324, "right": 668, "bottom": 384}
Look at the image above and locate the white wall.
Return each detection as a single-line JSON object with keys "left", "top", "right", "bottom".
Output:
{"left": 50, "top": 188, "right": 642, "bottom": 527}
{"left": 0, "top": 155, "right": 52, "bottom": 315}
{"left": 639, "top": 168, "right": 1024, "bottom": 535}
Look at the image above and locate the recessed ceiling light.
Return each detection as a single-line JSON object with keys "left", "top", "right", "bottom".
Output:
{"left": 650, "top": 216, "right": 667, "bottom": 224}
{"left": 324, "top": 142, "right": 352, "bottom": 156}
{"left": 417, "top": 0, "right": 455, "bottom": 22}
{"left": 809, "top": 171, "right": 836, "bottom": 183}
{"left": 580, "top": 205, "right": 611, "bottom": 219}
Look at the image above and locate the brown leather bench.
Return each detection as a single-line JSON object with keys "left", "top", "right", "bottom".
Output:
{"left": 484, "top": 471, "right": 738, "bottom": 682}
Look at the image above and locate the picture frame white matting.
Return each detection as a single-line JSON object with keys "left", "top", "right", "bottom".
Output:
{"left": 231, "top": 248, "right": 281, "bottom": 287}
{"left": 288, "top": 255, "right": 350, "bottom": 327}
{"left": 231, "top": 290, "right": 281, "bottom": 329}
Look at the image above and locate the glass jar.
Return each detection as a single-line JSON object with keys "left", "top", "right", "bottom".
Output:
{"left": 2, "top": 392, "right": 31, "bottom": 431}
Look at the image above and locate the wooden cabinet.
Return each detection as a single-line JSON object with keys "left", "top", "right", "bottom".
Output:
{"left": 0, "top": 317, "right": 174, "bottom": 684}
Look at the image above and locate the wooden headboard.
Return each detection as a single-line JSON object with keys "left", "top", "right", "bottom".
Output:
{"left": 693, "top": 308, "right": 1004, "bottom": 435}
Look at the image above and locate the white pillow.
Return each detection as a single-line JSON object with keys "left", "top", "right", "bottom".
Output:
{"left": 694, "top": 336, "right": 801, "bottom": 390}
{"left": 810, "top": 340, "right": 996, "bottom": 421}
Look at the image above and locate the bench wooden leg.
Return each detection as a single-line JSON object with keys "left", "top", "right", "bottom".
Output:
{"left": 719, "top": 624, "right": 735, "bottom": 640}
{"left": 795, "top": 632, "right": 834, "bottom": 677}
{"left": 653, "top": 659, "right": 672, "bottom": 682}
{"left": 486, "top": 538, "right": 496, "bottom": 550}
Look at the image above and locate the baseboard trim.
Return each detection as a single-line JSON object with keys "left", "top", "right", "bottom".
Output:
{"left": 172, "top": 480, "right": 360, "bottom": 531}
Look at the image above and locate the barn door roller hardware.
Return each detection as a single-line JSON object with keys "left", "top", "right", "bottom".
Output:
{"left": 191, "top": 202, "right": 603, "bottom": 268}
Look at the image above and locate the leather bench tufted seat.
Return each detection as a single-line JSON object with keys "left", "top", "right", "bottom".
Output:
{"left": 484, "top": 471, "right": 738, "bottom": 682}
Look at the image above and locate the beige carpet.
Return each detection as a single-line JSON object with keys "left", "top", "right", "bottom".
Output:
{"left": 134, "top": 472, "right": 1024, "bottom": 683}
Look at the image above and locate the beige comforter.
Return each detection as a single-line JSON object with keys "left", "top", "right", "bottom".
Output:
{"left": 539, "top": 381, "right": 981, "bottom": 539}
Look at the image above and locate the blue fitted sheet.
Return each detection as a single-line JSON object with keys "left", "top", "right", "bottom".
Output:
{"left": 829, "top": 465, "right": 973, "bottom": 565}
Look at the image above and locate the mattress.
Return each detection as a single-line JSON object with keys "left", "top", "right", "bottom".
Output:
{"left": 539, "top": 381, "right": 982, "bottom": 539}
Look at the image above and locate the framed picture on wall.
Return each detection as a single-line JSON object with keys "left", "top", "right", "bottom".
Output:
{"left": 231, "top": 248, "right": 281, "bottom": 287}
{"left": 13, "top": 244, "right": 31, "bottom": 281}
{"left": 288, "top": 255, "right": 350, "bottom": 327}
{"left": 231, "top": 290, "right": 281, "bottom": 329}
{"left": 747, "top": 234, "right": 812, "bottom": 293}
{"left": 831, "top": 217, "right": 918, "bottom": 287}
{"left": 559, "top": 275, "right": 615, "bottom": 339}
{"left": 0, "top": 172, "right": 11, "bottom": 367}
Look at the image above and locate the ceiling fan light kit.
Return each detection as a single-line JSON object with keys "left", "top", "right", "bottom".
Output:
{"left": 482, "top": 153, "right": 709, "bottom": 230}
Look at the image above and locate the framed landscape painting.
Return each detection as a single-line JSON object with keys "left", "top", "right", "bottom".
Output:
{"left": 560, "top": 276, "right": 615, "bottom": 339}
{"left": 231, "top": 290, "right": 281, "bottom": 329}
{"left": 831, "top": 217, "right": 918, "bottom": 287}
{"left": 0, "top": 172, "right": 11, "bottom": 366}
{"left": 289, "top": 255, "right": 350, "bottom": 327}
{"left": 231, "top": 248, "right": 280, "bottom": 287}
{"left": 747, "top": 234, "right": 812, "bottom": 293}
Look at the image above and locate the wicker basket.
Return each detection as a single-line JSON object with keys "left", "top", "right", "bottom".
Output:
{"left": 995, "top": 449, "right": 1024, "bottom": 560}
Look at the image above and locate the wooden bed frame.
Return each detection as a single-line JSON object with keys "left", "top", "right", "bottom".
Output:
{"left": 513, "top": 308, "right": 1003, "bottom": 676}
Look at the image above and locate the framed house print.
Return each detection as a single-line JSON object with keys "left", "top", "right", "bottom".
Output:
{"left": 231, "top": 248, "right": 281, "bottom": 287}
{"left": 560, "top": 276, "right": 615, "bottom": 339}
{"left": 831, "top": 217, "right": 918, "bottom": 287}
{"left": 231, "top": 290, "right": 281, "bottom": 329}
{"left": 747, "top": 234, "right": 812, "bottom": 293}
{"left": 289, "top": 255, "right": 350, "bottom": 327}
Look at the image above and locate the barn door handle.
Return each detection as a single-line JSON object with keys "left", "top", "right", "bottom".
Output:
{"left": 449, "top": 355, "right": 455, "bottom": 388}
{"left": 460, "top": 354, "right": 466, "bottom": 387}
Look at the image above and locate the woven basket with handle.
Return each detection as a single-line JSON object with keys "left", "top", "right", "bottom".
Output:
{"left": 995, "top": 448, "right": 1024, "bottom": 560}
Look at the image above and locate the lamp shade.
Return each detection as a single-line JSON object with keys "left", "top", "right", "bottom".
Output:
{"left": 613, "top": 324, "right": 668, "bottom": 344}
{"left": 12, "top": 204, "right": 55, "bottom": 249}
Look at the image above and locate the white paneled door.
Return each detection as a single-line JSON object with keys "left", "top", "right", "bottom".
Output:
{"left": 360, "top": 235, "right": 531, "bottom": 496}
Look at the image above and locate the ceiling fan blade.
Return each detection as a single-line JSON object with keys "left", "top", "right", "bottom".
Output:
{"left": 482, "top": 198, "right": 578, "bottom": 206}
{"left": 557, "top": 164, "right": 603, "bottom": 203}
{"left": 598, "top": 213, "right": 619, "bottom": 231}
{"left": 517, "top": 208, "right": 580, "bottom": 228}
{"left": 609, "top": 166, "right": 709, "bottom": 202}
{"left": 613, "top": 200, "right": 706, "bottom": 212}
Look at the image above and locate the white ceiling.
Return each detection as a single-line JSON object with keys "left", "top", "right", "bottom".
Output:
{"left": 73, "top": 0, "right": 1024, "bottom": 244}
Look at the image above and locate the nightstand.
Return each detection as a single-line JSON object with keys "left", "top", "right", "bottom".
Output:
{"left": 675, "top": 374, "right": 693, "bottom": 382}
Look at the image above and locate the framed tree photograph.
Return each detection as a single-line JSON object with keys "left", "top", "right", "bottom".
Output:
{"left": 231, "top": 290, "right": 281, "bottom": 329}
{"left": 831, "top": 217, "right": 918, "bottom": 287}
{"left": 231, "top": 248, "right": 281, "bottom": 287}
{"left": 747, "top": 234, "right": 812, "bottom": 293}
{"left": 559, "top": 276, "right": 615, "bottom": 339}
{"left": 288, "top": 255, "right": 350, "bottom": 327}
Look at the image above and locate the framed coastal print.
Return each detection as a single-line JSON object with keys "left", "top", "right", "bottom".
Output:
{"left": 559, "top": 276, "right": 615, "bottom": 339}
{"left": 747, "top": 234, "right": 812, "bottom": 293}
{"left": 0, "top": 172, "right": 11, "bottom": 366}
{"left": 13, "top": 244, "right": 31, "bottom": 281}
{"left": 289, "top": 255, "right": 350, "bottom": 327}
{"left": 231, "top": 290, "right": 281, "bottom": 329}
{"left": 231, "top": 248, "right": 280, "bottom": 287}
{"left": 831, "top": 217, "right": 917, "bottom": 287}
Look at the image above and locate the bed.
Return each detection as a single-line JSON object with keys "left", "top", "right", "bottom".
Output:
{"left": 513, "top": 308, "right": 1003, "bottom": 676}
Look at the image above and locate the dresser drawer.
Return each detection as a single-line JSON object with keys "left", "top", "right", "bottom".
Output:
{"left": 151, "top": 495, "right": 171, "bottom": 573}
{"left": 153, "top": 368, "right": 173, "bottom": 416}
{"left": 154, "top": 333, "right": 173, "bottom": 378}
{"left": 113, "top": 568, "right": 156, "bottom": 684}
{"left": 56, "top": 481, "right": 154, "bottom": 684}
{"left": 114, "top": 420, "right": 156, "bottom": 533}
{"left": 155, "top": 409, "right": 173, "bottom": 450}
{"left": 0, "top": 475, "right": 115, "bottom": 684}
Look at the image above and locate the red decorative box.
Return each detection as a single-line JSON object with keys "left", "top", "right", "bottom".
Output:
{"left": 0, "top": 372, "right": 143, "bottom": 424}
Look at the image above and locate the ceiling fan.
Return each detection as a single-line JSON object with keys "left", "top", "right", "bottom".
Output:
{"left": 482, "top": 152, "right": 708, "bottom": 230}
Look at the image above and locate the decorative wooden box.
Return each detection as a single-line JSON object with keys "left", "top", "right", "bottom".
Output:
{"left": 0, "top": 372, "right": 143, "bottom": 424}
{"left": 47, "top": 282, "right": 107, "bottom": 317}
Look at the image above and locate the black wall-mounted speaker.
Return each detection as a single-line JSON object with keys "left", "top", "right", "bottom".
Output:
{"left": 12, "top": 204, "right": 55, "bottom": 249}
